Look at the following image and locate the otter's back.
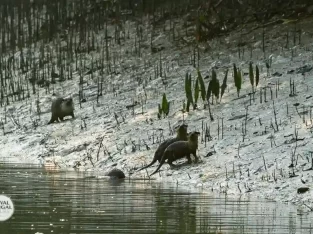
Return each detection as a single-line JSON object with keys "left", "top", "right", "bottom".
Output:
{"left": 156, "top": 138, "right": 177, "bottom": 154}
{"left": 166, "top": 141, "right": 190, "bottom": 155}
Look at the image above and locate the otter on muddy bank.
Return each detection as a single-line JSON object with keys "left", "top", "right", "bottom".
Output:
{"left": 150, "top": 131, "right": 200, "bottom": 177}
{"left": 48, "top": 97, "right": 75, "bottom": 124}
{"left": 137, "top": 124, "right": 188, "bottom": 172}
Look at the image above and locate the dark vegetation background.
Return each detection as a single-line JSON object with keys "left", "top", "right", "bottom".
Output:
{"left": 0, "top": 0, "right": 312, "bottom": 107}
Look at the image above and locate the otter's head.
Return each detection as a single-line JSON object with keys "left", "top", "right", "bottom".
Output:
{"left": 64, "top": 98, "right": 73, "bottom": 107}
{"left": 176, "top": 124, "right": 188, "bottom": 140}
{"left": 187, "top": 131, "right": 200, "bottom": 148}
{"left": 61, "top": 98, "right": 74, "bottom": 113}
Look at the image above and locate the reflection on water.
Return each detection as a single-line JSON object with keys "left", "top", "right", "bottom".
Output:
{"left": 0, "top": 163, "right": 312, "bottom": 234}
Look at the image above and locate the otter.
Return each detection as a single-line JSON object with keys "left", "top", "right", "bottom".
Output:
{"left": 137, "top": 124, "right": 188, "bottom": 172}
{"left": 48, "top": 97, "right": 75, "bottom": 124}
{"left": 106, "top": 168, "right": 125, "bottom": 179}
{"left": 150, "top": 131, "right": 200, "bottom": 177}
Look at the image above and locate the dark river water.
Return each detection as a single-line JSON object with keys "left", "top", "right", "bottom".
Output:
{"left": 0, "top": 163, "right": 312, "bottom": 234}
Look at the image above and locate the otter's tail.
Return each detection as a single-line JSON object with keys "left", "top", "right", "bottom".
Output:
{"left": 150, "top": 153, "right": 167, "bottom": 176}
{"left": 137, "top": 157, "right": 158, "bottom": 172}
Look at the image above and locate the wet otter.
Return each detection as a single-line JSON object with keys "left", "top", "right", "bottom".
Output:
{"left": 106, "top": 168, "right": 125, "bottom": 179}
{"left": 48, "top": 97, "right": 75, "bottom": 124}
{"left": 150, "top": 131, "right": 200, "bottom": 177}
{"left": 137, "top": 124, "right": 188, "bottom": 172}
